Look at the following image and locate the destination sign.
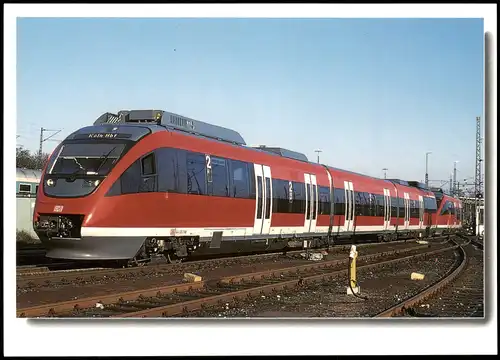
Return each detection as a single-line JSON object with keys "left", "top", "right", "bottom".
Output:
{"left": 74, "top": 133, "right": 132, "bottom": 140}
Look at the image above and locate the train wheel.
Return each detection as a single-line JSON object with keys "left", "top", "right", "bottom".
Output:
{"left": 167, "top": 253, "right": 183, "bottom": 264}
{"left": 126, "top": 257, "right": 148, "bottom": 268}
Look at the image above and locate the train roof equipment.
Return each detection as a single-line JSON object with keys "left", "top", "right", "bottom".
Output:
{"left": 407, "top": 181, "right": 431, "bottom": 192}
{"left": 387, "top": 179, "right": 410, "bottom": 187}
{"left": 93, "top": 109, "right": 246, "bottom": 146}
{"left": 430, "top": 187, "right": 444, "bottom": 193}
{"left": 252, "top": 145, "right": 309, "bottom": 162}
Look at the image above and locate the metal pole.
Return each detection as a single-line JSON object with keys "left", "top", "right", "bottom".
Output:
{"left": 382, "top": 168, "right": 388, "bottom": 179}
{"left": 453, "top": 161, "right": 458, "bottom": 196}
{"left": 38, "top": 128, "right": 62, "bottom": 168}
{"left": 39, "top": 127, "right": 44, "bottom": 158}
{"left": 425, "top": 152, "right": 431, "bottom": 187}
{"left": 475, "top": 116, "right": 482, "bottom": 212}
{"left": 314, "top": 149, "right": 322, "bottom": 164}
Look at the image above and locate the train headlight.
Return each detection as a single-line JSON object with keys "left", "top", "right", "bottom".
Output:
{"left": 94, "top": 180, "right": 100, "bottom": 186}
{"left": 47, "top": 179, "right": 55, "bottom": 187}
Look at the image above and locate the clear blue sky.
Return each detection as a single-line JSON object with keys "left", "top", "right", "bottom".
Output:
{"left": 16, "top": 18, "right": 484, "bottom": 186}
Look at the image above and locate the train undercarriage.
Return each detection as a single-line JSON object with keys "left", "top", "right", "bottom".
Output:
{"left": 33, "top": 214, "right": 457, "bottom": 267}
{"left": 131, "top": 228, "right": 445, "bottom": 267}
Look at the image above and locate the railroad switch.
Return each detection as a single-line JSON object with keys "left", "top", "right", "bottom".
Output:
{"left": 347, "top": 245, "right": 361, "bottom": 295}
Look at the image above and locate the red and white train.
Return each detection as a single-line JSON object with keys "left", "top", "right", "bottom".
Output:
{"left": 33, "top": 109, "right": 463, "bottom": 263}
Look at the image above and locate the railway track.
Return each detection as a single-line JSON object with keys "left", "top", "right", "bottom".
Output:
{"left": 16, "top": 238, "right": 445, "bottom": 289}
{"left": 374, "top": 236, "right": 484, "bottom": 318}
{"left": 17, "top": 238, "right": 455, "bottom": 318}
{"left": 16, "top": 244, "right": 47, "bottom": 267}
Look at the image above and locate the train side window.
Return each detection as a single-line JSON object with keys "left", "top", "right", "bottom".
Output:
{"left": 376, "top": 194, "right": 384, "bottom": 217}
{"left": 440, "top": 201, "right": 450, "bottom": 215}
{"left": 287, "top": 181, "right": 294, "bottom": 213}
{"left": 399, "top": 197, "right": 405, "bottom": 218}
{"left": 256, "top": 176, "right": 263, "bottom": 218}
{"left": 186, "top": 152, "right": 206, "bottom": 195}
{"left": 411, "top": 200, "right": 419, "bottom": 218}
{"left": 312, "top": 184, "right": 317, "bottom": 219}
{"left": 175, "top": 149, "right": 188, "bottom": 194}
{"left": 362, "top": 192, "right": 371, "bottom": 216}
{"left": 425, "top": 197, "right": 437, "bottom": 213}
{"left": 423, "top": 197, "right": 429, "bottom": 212}
{"left": 368, "top": 193, "right": 376, "bottom": 216}
{"left": 139, "top": 153, "right": 157, "bottom": 192}
{"left": 391, "top": 197, "right": 398, "bottom": 218}
{"left": 272, "top": 179, "right": 290, "bottom": 213}
{"left": 431, "top": 198, "right": 437, "bottom": 212}
{"left": 292, "top": 181, "right": 305, "bottom": 213}
{"left": 318, "top": 186, "right": 331, "bottom": 215}
{"left": 265, "top": 177, "right": 272, "bottom": 219}
{"left": 35, "top": 185, "right": 39, "bottom": 194}
{"left": 121, "top": 160, "right": 142, "bottom": 194}
{"left": 248, "top": 164, "right": 256, "bottom": 199}
{"left": 19, "top": 184, "right": 31, "bottom": 193}
{"left": 271, "top": 179, "right": 280, "bottom": 213}
{"left": 354, "top": 191, "right": 363, "bottom": 216}
{"left": 156, "top": 148, "right": 179, "bottom": 193}
{"left": 333, "top": 188, "right": 345, "bottom": 216}
{"left": 230, "top": 160, "right": 250, "bottom": 199}
{"left": 359, "top": 192, "right": 367, "bottom": 216}
{"left": 208, "top": 156, "right": 229, "bottom": 197}
{"left": 141, "top": 153, "right": 156, "bottom": 176}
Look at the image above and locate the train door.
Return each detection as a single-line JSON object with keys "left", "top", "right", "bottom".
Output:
{"left": 393, "top": 189, "right": 399, "bottom": 233}
{"left": 303, "top": 174, "right": 318, "bottom": 233}
{"left": 344, "top": 181, "right": 354, "bottom": 232}
{"left": 404, "top": 192, "right": 410, "bottom": 230}
{"left": 418, "top": 195, "right": 424, "bottom": 230}
{"left": 253, "top": 164, "right": 273, "bottom": 235}
{"left": 326, "top": 171, "right": 334, "bottom": 236}
{"left": 383, "top": 189, "right": 391, "bottom": 231}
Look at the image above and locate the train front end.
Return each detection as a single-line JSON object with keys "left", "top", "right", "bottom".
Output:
{"left": 33, "top": 110, "right": 159, "bottom": 261}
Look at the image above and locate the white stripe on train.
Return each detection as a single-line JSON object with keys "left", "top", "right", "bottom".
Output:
{"left": 81, "top": 224, "right": 459, "bottom": 238}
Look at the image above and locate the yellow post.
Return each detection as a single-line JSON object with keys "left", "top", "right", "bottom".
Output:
{"left": 350, "top": 247, "right": 357, "bottom": 288}
{"left": 347, "top": 245, "right": 360, "bottom": 295}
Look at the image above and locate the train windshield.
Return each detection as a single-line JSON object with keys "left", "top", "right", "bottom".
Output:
{"left": 48, "top": 143, "right": 126, "bottom": 176}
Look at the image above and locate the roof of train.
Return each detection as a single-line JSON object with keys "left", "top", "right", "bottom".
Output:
{"left": 16, "top": 168, "right": 42, "bottom": 182}
{"left": 69, "top": 109, "right": 438, "bottom": 196}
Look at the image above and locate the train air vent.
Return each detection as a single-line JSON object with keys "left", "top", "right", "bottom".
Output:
{"left": 161, "top": 111, "right": 246, "bottom": 146}
{"left": 93, "top": 109, "right": 246, "bottom": 146}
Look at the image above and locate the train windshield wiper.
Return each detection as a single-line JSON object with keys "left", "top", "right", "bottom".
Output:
{"left": 94, "top": 146, "right": 118, "bottom": 175}
{"left": 67, "top": 157, "right": 86, "bottom": 176}
{"left": 62, "top": 157, "right": 87, "bottom": 180}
